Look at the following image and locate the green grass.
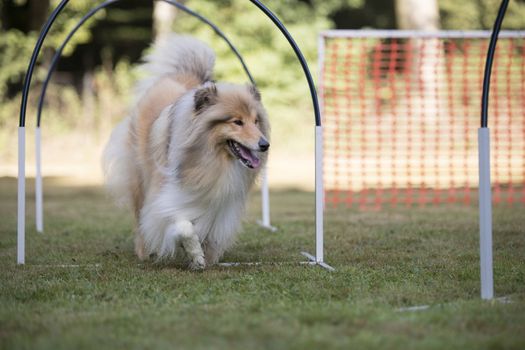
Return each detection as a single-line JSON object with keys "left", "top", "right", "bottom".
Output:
{"left": 1, "top": 177, "right": 524, "bottom": 349}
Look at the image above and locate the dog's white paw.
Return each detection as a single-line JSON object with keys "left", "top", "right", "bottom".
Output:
{"left": 188, "top": 255, "right": 206, "bottom": 270}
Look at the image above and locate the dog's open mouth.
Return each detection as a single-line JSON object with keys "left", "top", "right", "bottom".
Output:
{"left": 227, "top": 140, "right": 261, "bottom": 169}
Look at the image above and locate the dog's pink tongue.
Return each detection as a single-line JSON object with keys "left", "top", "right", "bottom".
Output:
{"left": 239, "top": 146, "right": 261, "bottom": 168}
{"left": 250, "top": 155, "right": 261, "bottom": 168}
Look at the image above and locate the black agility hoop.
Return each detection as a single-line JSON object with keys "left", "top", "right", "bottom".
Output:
{"left": 17, "top": 0, "right": 329, "bottom": 269}
{"left": 478, "top": 0, "right": 510, "bottom": 300}
{"left": 20, "top": 0, "right": 322, "bottom": 128}
{"left": 481, "top": 0, "right": 509, "bottom": 128}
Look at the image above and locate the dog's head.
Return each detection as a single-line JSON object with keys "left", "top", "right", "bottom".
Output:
{"left": 192, "top": 82, "right": 270, "bottom": 169}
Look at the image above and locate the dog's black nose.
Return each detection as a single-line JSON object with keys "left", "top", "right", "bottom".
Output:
{"left": 258, "top": 138, "right": 270, "bottom": 152}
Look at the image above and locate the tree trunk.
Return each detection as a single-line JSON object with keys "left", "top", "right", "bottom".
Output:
{"left": 395, "top": 0, "right": 440, "bottom": 31}
{"left": 29, "top": 0, "right": 50, "bottom": 31}
{"left": 153, "top": 1, "right": 178, "bottom": 41}
{"left": 395, "top": 0, "right": 444, "bottom": 122}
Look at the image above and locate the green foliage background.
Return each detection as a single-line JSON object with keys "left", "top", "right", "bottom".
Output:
{"left": 0, "top": 0, "right": 106, "bottom": 100}
{"left": 0, "top": 0, "right": 524, "bottom": 167}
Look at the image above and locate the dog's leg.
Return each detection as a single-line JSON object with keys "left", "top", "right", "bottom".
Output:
{"left": 202, "top": 202, "right": 244, "bottom": 265}
{"left": 203, "top": 240, "right": 222, "bottom": 266}
{"left": 164, "top": 221, "right": 205, "bottom": 270}
{"left": 134, "top": 230, "right": 146, "bottom": 261}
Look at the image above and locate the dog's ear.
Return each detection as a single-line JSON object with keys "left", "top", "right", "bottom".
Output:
{"left": 248, "top": 84, "right": 261, "bottom": 101}
{"left": 194, "top": 82, "right": 218, "bottom": 114}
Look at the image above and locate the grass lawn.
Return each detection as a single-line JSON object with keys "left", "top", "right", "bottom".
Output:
{"left": 1, "top": 177, "right": 524, "bottom": 349}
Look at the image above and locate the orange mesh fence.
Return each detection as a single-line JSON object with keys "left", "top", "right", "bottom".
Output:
{"left": 320, "top": 31, "right": 525, "bottom": 209}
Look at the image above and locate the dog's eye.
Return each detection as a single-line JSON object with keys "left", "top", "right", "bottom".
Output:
{"left": 233, "top": 120, "right": 244, "bottom": 126}
{"left": 254, "top": 119, "right": 259, "bottom": 125}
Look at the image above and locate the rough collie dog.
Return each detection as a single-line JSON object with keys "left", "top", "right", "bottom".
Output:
{"left": 103, "top": 35, "right": 270, "bottom": 269}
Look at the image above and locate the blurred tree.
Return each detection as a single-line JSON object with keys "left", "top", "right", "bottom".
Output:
{"left": 0, "top": 0, "right": 152, "bottom": 99}
{"left": 395, "top": 0, "right": 439, "bottom": 30}
{"left": 153, "top": 1, "right": 177, "bottom": 40}
{"left": 319, "top": 0, "right": 396, "bottom": 29}
{"left": 395, "top": 0, "right": 444, "bottom": 122}
{"left": 0, "top": 0, "right": 103, "bottom": 98}
{"left": 1, "top": 0, "right": 50, "bottom": 32}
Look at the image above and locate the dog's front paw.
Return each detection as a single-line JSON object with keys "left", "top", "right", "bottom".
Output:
{"left": 188, "top": 255, "right": 206, "bottom": 271}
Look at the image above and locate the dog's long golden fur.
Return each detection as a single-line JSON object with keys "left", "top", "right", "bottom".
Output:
{"left": 103, "top": 35, "right": 270, "bottom": 269}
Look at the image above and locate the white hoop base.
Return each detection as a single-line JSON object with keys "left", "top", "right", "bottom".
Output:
{"left": 35, "top": 126, "right": 44, "bottom": 233}
{"left": 256, "top": 220, "right": 277, "bottom": 232}
{"left": 301, "top": 252, "right": 335, "bottom": 271}
{"left": 17, "top": 126, "right": 26, "bottom": 265}
{"left": 258, "top": 167, "right": 277, "bottom": 232}
{"left": 478, "top": 128, "right": 493, "bottom": 300}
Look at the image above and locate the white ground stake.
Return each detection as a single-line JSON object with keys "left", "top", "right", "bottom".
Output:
{"left": 478, "top": 127, "right": 493, "bottom": 299}
{"left": 301, "top": 125, "right": 334, "bottom": 271}
{"left": 35, "top": 126, "right": 43, "bottom": 233}
{"left": 299, "top": 33, "right": 334, "bottom": 271}
{"left": 315, "top": 125, "right": 324, "bottom": 262}
{"left": 17, "top": 127, "right": 26, "bottom": 265}
{"left": 257, "top": 167, "right": 277, "bottom": 231}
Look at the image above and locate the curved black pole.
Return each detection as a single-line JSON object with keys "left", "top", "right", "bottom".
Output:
{"left": 23, "top": 1, "right": 319, "bottom": 126}
{"left": 19, "top": 0, "right": 322, "bottom": 265}
{"left": 248, "top": 0, "right": 321, "bottom": 127}
{"left": 19, "top": 0, "right": 69, "bottom": 127}
{"left": 481, "top": 0, "right": 509, "bottom": 128}
{"left": 37, "top": 0, "right": 256, "bottom": 127}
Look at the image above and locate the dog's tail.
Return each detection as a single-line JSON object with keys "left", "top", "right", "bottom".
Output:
{"left": 102, "top": 117, "right": 137, "bottom": 209}
{"left": 135, "top": 34, "right": 215, "bottom": 101}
